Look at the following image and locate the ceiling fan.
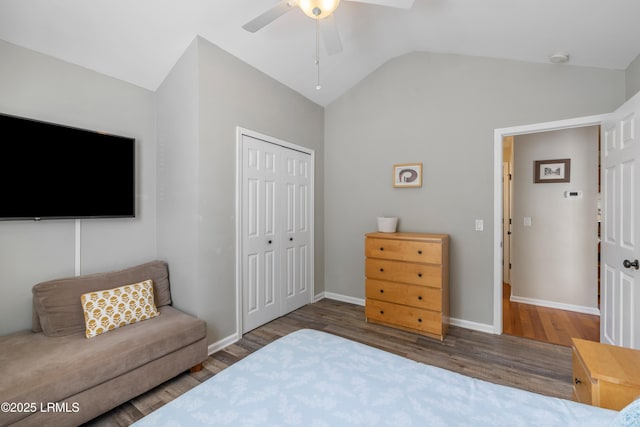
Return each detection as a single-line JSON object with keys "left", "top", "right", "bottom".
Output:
{"left": 242, "top": 0, "right": 415, "bottom": 56}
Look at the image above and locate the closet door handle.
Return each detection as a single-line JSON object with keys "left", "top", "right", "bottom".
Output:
{"left": 268, "top": 240, "right": 272, "bottom": 244}
{"left": 623, "top": 259, "right": 639, "bottom": 270}
{"left": 289, "top": 237, "right": 293, "bottom": 241}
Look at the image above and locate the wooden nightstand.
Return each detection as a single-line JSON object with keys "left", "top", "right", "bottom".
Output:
{"left": 572, "top": 338, "right": 640, "bottom": 410}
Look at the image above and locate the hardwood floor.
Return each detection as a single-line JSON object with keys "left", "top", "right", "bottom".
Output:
{"left": 86, "top": 299, "right": 577, "bottom": 426}
{"left": 502, "top": 283, "right": 600, "bottom": 347}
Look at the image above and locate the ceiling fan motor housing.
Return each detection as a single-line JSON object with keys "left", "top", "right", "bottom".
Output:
{"left": 299, "top": 0, "right": 341, "bottom": 19}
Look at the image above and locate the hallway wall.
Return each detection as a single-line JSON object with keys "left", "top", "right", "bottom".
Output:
{"left": 511, "top": 126, "right": 600, "bottom": 313}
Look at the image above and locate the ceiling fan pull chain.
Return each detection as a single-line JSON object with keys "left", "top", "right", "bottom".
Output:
{"left": 315, "top": 16, "right": 321, "bottom": 90}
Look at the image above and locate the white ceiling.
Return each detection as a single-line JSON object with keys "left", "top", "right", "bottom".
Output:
{"left": 1, "top": 0, "right": 639, "bottom": 106}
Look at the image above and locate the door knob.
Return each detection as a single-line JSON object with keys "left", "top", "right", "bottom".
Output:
{"left": 623, "top": 259, "right": 639, "bottom": 270}
{"left": 268, "top": 240, "right": 272, "bottom": 244}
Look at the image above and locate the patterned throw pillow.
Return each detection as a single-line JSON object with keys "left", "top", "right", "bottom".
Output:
{"left": 80, "top": 279, "right": 159, "bottom": 338}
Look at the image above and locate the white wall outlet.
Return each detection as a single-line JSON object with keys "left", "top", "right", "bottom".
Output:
{"left": 524, "top": 216, "right": 532, "bottom": 227}
{"left": 475, "top": 219, "right": 484, "bottom": 231}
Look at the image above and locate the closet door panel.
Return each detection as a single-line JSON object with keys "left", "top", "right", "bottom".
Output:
{"left": 241, "top": 136, "right": 281, "bottom": 332}
{"left": 241, "top": 133, "right": 314, "bottom": 333}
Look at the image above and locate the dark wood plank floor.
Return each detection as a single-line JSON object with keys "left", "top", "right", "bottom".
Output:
{"left": 86, "top": 299, "right": 576, "bottom": 426}
{"left": 502, "top": 283, "right": 600, "bottom": 347}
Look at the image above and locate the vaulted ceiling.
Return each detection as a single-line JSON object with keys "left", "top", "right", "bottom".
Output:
{"left": 1, "top": 0, "right": 639, "bottom": 106}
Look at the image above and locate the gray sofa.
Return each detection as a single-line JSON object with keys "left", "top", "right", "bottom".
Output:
{"left": 0, "top": 260, "right": 207, "bottom": 426}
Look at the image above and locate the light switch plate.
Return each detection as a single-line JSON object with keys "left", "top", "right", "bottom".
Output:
{"left": 475, "top": 219, "right": 484, "bottom": 231}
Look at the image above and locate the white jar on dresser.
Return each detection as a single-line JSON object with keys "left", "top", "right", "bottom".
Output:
{"left": 364, "top": 232, "right": 449, "bottom": 341}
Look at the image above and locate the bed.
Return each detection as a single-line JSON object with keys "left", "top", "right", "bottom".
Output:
{"left": 133, "top": 329, "right": 630, "bottom": 426}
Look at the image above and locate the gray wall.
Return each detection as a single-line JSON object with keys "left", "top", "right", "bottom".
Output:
{"left": 1, "top": 34, "right": 636, "bottom": 338}
{"left": 156, "top": 37, "right": 324, "bottom": 343}
{"left": 324, "top": 52, "right": 625, "bottom": 326}
{"left": 0, "top": 40, "right": 157, "bottom": 335}
{"left": 155, "top": 39, "right": 201, "bottom": 315}
{"left": 626, "top": 54, "right": 640, "bottom": 100}
{"left": 511, "top": 127, "right": 599, "bottom": 310}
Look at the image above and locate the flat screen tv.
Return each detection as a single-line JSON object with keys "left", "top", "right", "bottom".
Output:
{"left": 0, "top": 112, "right": 135, "bottom": 220}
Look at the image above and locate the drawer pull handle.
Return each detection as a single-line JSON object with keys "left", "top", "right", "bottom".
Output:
{"left": 418, "top": 296, "right": 423, "bottom": 300}
{"left": 380, "top": 247, "right": 384, "bottom": 251}
{"left": 574, "top": 378, "right": 581, "bottom": 385}
{"left": 418, "top": 250, "right": 422, "bottom": 254}
{"left": 418, "top": 318, "right": 422, "bottom": 323}
{"left": 380, "top": 268, "right": 384, "bottom": 272}
{"left": 418, "top": 273, "right": 423, "bottom": 278}
{"left": 380, "top": 289, "right": 384, "bottom": 293}
{"left": 380, "top": 310, "right": 384, "bottom": 315}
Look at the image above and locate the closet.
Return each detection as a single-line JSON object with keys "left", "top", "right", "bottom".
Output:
{"left": 238, "top": 131, "right": 314, "bottom": 333}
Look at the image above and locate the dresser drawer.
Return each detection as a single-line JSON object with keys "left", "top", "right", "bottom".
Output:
{"left": 366, "top": 238, "right": 442, "bottom": 264}
{"left": 366, "top": 279, "right": 441, "bottom": 311}
{"left": 366, "top": 299, "right": 441, "bottom": 335}
{"left": 366, "top": 258, "right": 442, "bottom": 287}
{"left": 572, "top": 348, "right": 593, "bottom": 406}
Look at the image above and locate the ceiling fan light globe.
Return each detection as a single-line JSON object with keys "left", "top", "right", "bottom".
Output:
{"left": 299, "top": 0, "right": 340, "bottom": 19}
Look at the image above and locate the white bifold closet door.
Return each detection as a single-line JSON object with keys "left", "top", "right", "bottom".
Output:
{"left": 241, "top": 134, "right": 312, "bottom": 333}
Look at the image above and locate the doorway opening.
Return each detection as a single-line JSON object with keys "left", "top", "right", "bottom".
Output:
{"left": 493, "top": 115, "right": 607, "bottom": 346}
{"left": 500, "top": 127, "right": 600, "bottom": 347}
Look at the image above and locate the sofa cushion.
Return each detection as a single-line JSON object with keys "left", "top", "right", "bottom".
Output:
{"left": 32, "top": 260, "right": 172, "bottom": 336}
{"left": 81, "top": 279, "right": 159, "bottom": 338}
{"left": 0, "top": 305, "right": 206, "bottom": 416}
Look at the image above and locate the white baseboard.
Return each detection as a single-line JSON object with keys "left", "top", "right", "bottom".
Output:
{"left": 323, "top": 292, "right": 365, "bottom": 306}
{"left": 209, "top": 292, "right": 502, "bottom": 355}
{"left": 510, "top": 295, "right": 600, "bottom": 316}
{"left": 322, "top": 292, "right": 495, "bottom": 334}
{"left": 449, "top": 317, "right": 494, "bottom": 334}
{"left": 207, "top": 332, "right": 240, "bottom": 356}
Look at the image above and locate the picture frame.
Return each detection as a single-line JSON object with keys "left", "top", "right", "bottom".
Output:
{"left": 534, "top": 158, "right": 571, "bottom": 183}
{"left": 393, "top": 163, "right": 422, "bottom": 188}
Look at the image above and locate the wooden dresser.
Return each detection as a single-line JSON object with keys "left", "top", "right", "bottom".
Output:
{"left": 364, "top": 232, "right": 449, "bottom": 341}
{"left": 572, "top": 337, "right": 640, "bottom": 410}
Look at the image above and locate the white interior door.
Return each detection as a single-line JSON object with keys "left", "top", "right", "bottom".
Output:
{"left": 502, "top": 162, "right": 511, "bottom": 285}
{"left": 240, "top": 132, "right": 313, "bottom": 333}
{"left": 601, "top": 91, "right": 640, "bottom": 349}
{"left": 242, "top": 136, "right": 280, "bottom": 331}
{"left": 281, "top": 149, "right": 312, "bottom": 313}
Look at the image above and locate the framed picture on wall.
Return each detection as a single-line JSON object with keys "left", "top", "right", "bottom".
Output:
{"left": 393, "top": 163, "right": 422, "bottom": 188}
{"left": 534, "top": 158, "right": 571, "bottom": 183}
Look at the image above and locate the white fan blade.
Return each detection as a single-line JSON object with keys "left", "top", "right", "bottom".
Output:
{"left": 321, "top": 14, "right": 343, "bottom": 55}
{"left": 242, "top": 0, "right": 296, "bottom": 33}
{"left": 343, "top": 0, "right": 414, "bottom": 9}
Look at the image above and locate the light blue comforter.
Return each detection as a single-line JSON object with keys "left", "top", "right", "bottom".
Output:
{"left": 134, "top": 329, "right": 617, "bottom": 426}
